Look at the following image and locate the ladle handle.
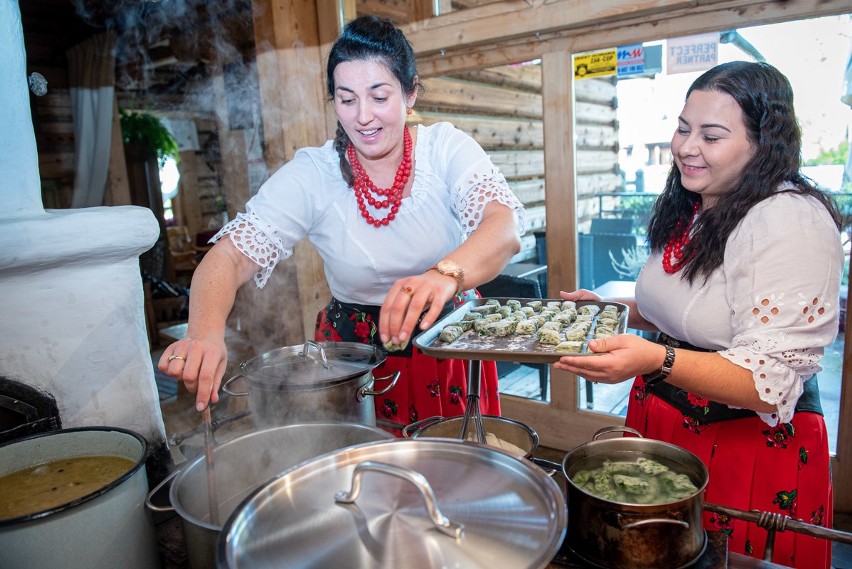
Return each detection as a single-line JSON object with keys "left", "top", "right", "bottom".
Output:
{"left": 334, "top": 461, "right": 464, "bottom": 539}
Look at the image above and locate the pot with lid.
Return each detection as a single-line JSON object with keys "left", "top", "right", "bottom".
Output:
{"left": 561, "top": 426, "right": 709, "bottom": 569}
{"left": 223, "top": 340, "right": 399, "bottom": 428}
{"left": 218, "top": 438, "right": 566, "bottom": 569}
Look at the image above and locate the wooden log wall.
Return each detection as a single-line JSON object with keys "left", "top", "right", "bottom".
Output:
{"left": 416, "top": 63, "right": 619, "bottom": 262}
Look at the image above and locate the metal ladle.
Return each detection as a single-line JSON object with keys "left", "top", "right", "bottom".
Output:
{"left": 202, "top": 406, "right": 220, "bottom": 525}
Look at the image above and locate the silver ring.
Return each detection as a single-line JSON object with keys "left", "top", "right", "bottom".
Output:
{"left": 168, "top": 355, "right": 186, "bottom": 362}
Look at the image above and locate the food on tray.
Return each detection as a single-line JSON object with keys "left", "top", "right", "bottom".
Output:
{"left": 578, "top": 304, "right": 601, "bottom": 317}
{"left": 424, "top": 297, "right": 626, "bottom": 356}
{"left": 571, "top": 457, "right": 699, "bottom": 504}
{"left": 537, "top": 327, "right": 562, "bottom": 345}
{"left": 515, "top": 319, "right": 538, "bottom": 335}
{"left": 439, "top": 325, "right": 464, "bottom": 343}
{"left": 555, "top": 340, "right": 584, "bottom": 353}
{"left": 470, "top": 304, "right": 499, "bottom": 315}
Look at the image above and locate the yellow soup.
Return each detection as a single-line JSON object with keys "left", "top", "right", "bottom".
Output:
{"left": 0, "top": 455, "right": 135, "bottom": 520}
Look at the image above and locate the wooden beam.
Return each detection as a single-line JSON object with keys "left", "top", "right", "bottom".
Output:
{"left": 541, "top": 49, "right": 577, "bottom": 321}
{"left": 414, "top": 0, "right": 851, "bottom": 77}
{"left": 251, "top": 0, "right": 335, "bottom": 340}
{"left": 404, "top": 0, "right": 712, "bottom": 56}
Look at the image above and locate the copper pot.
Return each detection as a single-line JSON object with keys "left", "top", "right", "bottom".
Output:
{"left": 561, "top": 427, "right": 709, "bottom": 569}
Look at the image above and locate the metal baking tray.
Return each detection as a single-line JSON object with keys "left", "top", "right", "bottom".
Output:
{"left": 413, "top": 297, "right": 629, "bottom": 363}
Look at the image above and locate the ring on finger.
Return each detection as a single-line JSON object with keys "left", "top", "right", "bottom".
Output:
{"left": 401, "top": 285, "right": 414, "bottom": 297}
{"left": 168, "top": 355, "right": 186, "bottom": 362}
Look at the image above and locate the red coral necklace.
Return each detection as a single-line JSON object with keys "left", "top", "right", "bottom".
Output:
{"left": 347, "top": 126, "right": 412, "bottom": 227}
{"left": 662, "top": 202, "right": 700, "bottom": 274}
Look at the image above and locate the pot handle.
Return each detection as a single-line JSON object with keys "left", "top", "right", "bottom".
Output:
{"left": 618, "top": 516, "right": 690, "bottom": 531}
{"left": 529, "top": 457, "right": 561, "bottom": 477}
{"left": 401, "top": 415, "right": 447, "bottom": 438}
{"left": 358, "top": 370, "right": 400, "bottom": 400}
{"left": 145, "top": 468, "right": 180, "bottom": 513}
{"left": 592, "top": 425, "right": 642, "bottom": 440}
{"left": 222, "top": 373, "right": 249, "bottom": 397}
{"left": 334, "top": 460, "right": 464, "bottom": 539}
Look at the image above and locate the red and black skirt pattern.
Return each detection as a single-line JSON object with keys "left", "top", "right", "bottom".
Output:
{"left": 314, "top": 292, "right": 500, "bottom": 436}
{"left": 625, "top": 337, "right": 833, "bottom": 568}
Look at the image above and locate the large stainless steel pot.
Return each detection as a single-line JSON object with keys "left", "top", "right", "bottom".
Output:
{"left": 561, "top": 427, "right": 709, "bottom": 569}
{"left": 146, "top": 422, "right": 393, "bottom": 569}
{"left": 223, "top": 341, "right": 399, "bottom": 428}
{"left": 402, "top": 414, "right": 539, "bottom": 458}
{"left": 218, "top": 438, "right": 566, "bottom": 569}
{"left": 0, "top": 427, "right": 159, "bottom": 569}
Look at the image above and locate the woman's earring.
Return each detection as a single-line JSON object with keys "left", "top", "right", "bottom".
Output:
{"left": 407, "top": 107, "right": 413, "bottom": 116}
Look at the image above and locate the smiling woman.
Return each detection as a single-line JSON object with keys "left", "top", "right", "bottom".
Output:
{"left": 157, "top": 16, "right": 526, "bottom": 437}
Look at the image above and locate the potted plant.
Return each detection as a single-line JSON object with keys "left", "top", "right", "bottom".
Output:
{"left": 119, "top": 108, "right": 180, "bottom": 167}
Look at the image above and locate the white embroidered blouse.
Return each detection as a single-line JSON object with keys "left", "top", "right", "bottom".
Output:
{"left": 212, "top": 121, "right": 525, "bottom": 306}
{"left": 635, "top": 188, "right": 843, "bottom": 426}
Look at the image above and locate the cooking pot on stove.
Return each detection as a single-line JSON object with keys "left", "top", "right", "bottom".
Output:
{"left": 222, "top": 340, "right": 399, "bottom": 428}
{"left": 561, "top": 426, "right": 709, "bottom": 569}
{"left": 218, "top": 438, "right": 566, "bottom": 569}
{"left": 146, "top": 422, "right": 393, "bottom": 569}
{"left": 403, "top": 414, "right": 539, "bottom": 457}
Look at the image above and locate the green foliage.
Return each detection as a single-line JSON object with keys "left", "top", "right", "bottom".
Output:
{"left": 804, "top": 140, "right": 849, "bottom": 166}
{"left": 119, "top": 108, "right": 180, "bottom": 167}
{"left": 617, "top": 195, "right": 657, "bottom": 236}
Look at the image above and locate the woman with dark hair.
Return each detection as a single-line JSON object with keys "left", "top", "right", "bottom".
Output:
{"left": 556, "top": 61, "right": 841, "bottom": 567}
{"left": 159, "top": 16, "right": 524, "bottom": 434}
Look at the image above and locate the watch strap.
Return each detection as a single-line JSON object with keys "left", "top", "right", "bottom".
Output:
{"left": 644, "top": 345, "right": 675, "bottom": 386}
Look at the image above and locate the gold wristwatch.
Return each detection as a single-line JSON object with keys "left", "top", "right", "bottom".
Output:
{"left": 431, "top": 260, "right": 465, "bottom": 294}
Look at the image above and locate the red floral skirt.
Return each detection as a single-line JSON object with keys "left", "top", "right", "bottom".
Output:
{"left": 625, "top": 376, "right": 833, "bottom": 568}
{"left": 314, "top": 301, "right": 500, "bottom": 436}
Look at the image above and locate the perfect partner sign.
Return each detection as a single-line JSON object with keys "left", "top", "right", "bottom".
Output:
{"left": 666, "top": 33, "right": 718, "bottom": 74}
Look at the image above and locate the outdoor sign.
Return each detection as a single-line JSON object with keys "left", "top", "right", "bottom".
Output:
{"left": 617, "top": 44, "right": 645, "bottom": 77}
{"left": 666, "top": 33, "right": 718, "bottom": 74}
{"left": 573, "top": 49, "right": 617, "bottom": 79}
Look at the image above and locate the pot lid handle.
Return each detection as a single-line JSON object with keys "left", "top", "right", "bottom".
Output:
{"left": 299, "top": 340, "right": 332, "bottom": 369}
{"left": 334, "top": 461, "right": 464, "bottom": 539}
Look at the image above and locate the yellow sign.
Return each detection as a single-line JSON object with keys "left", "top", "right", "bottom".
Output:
{"left": 573, "top": 50, "right": 617, "bottom": 79}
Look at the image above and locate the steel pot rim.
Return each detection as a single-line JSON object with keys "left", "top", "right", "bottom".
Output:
{"left": 0, "top": 426, "right": 148, "bottom": 526}
{"left": 237, "top": 341, "right": 388, "bottom": 391}
{"left": 561, "top": 429, "right": 709, "bottom": 507}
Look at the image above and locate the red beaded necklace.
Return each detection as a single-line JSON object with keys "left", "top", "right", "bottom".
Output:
{"left": 662, "top": 202, "right": 700, "bottom": 274}
{"left": 347, "top": 127, "right": 413, "bottom": 227}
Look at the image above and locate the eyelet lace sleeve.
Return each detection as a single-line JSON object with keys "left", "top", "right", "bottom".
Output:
{"left": 454, "top": 165, "right": 525, "bottom": 237}
{"left": 211, "top": 211, "right": 292, "bottom": 288}
{"left": 719, "top": 192, "right": 842, "bottom": 426}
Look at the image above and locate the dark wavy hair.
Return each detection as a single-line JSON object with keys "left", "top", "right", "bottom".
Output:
{"left": 326, "top": 16, "right": 419, "bottom": 186}
{"left": 646, "top": 61, "right": 841, "bottom": 284}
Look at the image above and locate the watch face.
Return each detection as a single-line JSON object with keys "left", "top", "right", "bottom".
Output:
{"left": 437, "top": 260, "right": 461, "bottom": 276}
